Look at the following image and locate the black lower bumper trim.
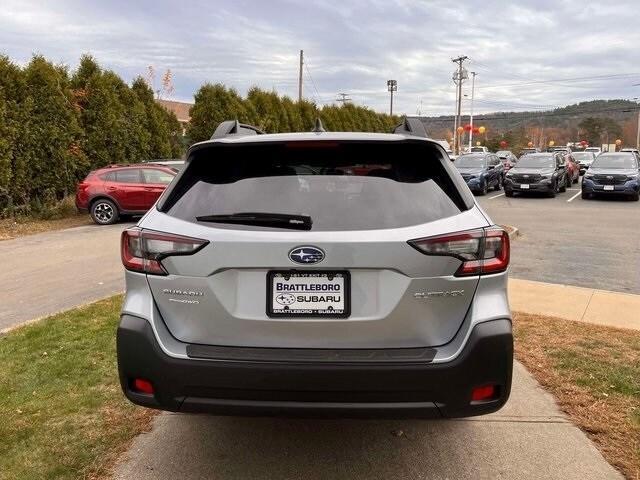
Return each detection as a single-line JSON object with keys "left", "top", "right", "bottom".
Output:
{"left": 187, "top": 343, "right": 437, "bottom": 363}
{"left": 117, "top": 316, "right": 513, "bottom": 419}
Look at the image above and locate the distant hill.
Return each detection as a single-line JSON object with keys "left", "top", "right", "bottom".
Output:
{"left": 420, "top": 99, "right": 639, "bottom": 140}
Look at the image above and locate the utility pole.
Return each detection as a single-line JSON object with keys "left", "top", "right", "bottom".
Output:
{"left": 387, "top": 80, "right": 397, "bottom": 116}
{"left": 452, "top": 55, "right": 468, "bottom": 155}
{"left": 298, "top": 50, "right": 303, "bottom": 103}
{"left": 336, "top": 92, "right": 352, "bottom": 104}
{"left": 468, "top": 71, "right": 476, "bottom": 150}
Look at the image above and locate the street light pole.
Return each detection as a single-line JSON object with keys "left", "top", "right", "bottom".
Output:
{"left": 387, "top": 80, "right": 397, "bottom": 116}
{"left": 468, "top": 71, "right": 476, "bottom": 150}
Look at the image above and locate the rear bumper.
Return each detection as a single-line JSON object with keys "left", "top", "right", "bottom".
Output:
{"left": 117, "top": 315, "right": 513, "bottom": 418}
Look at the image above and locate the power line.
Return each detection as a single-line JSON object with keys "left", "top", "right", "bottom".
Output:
{"left": 303, "top": 61, "right": 324, "bottom": 104}
{"left": 475, "top": 72, "right": 640, "bottom": 90}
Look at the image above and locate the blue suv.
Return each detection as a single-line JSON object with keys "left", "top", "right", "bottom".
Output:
{"left": 582, "top": 152, "right": 640, "bottom": 201}
{"left": 454, "top": 153, "right": 504, "bottom": 195}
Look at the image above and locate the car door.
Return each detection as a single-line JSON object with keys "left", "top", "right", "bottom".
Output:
{"left": 141, "top": 168, "right": 176, "bottom": 208}
{"left": 489, "top": 155, "right": 501, "bottom": 184}
{"left": 555, "top": 154, "right": 566, "bottom": 183}
{"left": 106, "top": 168, "right": 147, "bottom": 211}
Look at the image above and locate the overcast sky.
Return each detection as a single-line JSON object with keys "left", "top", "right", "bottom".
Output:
{"left": 1, "top": 0, "right": 639, "bottom": 116}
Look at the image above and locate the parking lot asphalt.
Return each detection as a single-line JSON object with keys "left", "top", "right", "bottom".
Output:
{"left": 112, "top": 362, "right": 621, "bottom": 480}
{"left": 478, "top": 182, "right": 640, "bottom": 295}
{"left": 0, "top": 222, "right": 131, "bottom": 331}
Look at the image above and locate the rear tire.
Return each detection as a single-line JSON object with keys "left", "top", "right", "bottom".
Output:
{"left": 90, "top": 199, "right": 119, "bottom": 225}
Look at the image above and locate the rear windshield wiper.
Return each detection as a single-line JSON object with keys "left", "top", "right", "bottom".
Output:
{"left": 196, "top": 212, "right": 312, "bottom": 230}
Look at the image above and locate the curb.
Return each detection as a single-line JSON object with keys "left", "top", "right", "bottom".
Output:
{"left": 501, "top": 225, "right": 519, "bottom": 240}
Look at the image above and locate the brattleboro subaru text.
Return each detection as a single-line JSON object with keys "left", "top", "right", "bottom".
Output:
{"left": 116, "top": 119, "right": 513, "bottom": 419}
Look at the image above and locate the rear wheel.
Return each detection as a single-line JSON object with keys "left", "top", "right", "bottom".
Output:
{"left": 90, "top": 199, "right": 119, "bottom": 225}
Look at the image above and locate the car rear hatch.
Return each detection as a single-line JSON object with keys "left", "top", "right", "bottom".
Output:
{"left": 134, "top": 138, "right": 494, "bottom": 349}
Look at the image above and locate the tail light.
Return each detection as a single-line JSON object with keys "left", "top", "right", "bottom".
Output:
{"left": 121, "top": 228, "right": 208, "bottom": 275}
{"left": 408, "top": 227, "right": 509, "bottom": 276}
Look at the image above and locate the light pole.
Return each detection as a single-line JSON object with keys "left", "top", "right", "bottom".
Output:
{"left": 468, "top": 71, "right": 476, "bottom": 150}
{"left": 634, "top": 97, "right": 640, "bottom": 150}
{"left": 387, "top": 80, "right": 397, "bottom": 116}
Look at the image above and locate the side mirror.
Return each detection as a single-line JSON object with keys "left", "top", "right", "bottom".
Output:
{"left": 487, "top": 165, "right": 495, "bottom": 169}
{"left": 558, "top": 164, "right": 566, "bottom": 169}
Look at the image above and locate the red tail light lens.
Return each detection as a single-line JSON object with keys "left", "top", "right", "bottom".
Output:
{"left": 132, "top": 378, "right": 154, "bottom": 395}
{"left": 408, "top": 227, "right": 509, "bottom": 276}
{"left": 471, "top": 384, "right": 498, "bottom": 402}
{"left": 121, "top": 229, "right": 208, "bottom": 275}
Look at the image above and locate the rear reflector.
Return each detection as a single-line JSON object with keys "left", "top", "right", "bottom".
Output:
{"left": 408, "top": 227, "right": 510, "bottom": 276}
{"left": 132, "top": 378, "right": 154, "bottom": 395}
{"left": 121, "top": 229, "right": 208, "bottom": 275}
{"left": 471, "top": 384, "right": 498, "bottom": 402}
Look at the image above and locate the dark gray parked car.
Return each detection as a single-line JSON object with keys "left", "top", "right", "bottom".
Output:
{"left": 504, "top": 152, "right": 569, "bottom": 197}
{"left": 117, "top": 120, "right": 513, "bottom": 419}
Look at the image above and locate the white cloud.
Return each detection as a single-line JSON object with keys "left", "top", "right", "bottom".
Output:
{"left": 0, "top": 0, "right": 639, "bottom": 115}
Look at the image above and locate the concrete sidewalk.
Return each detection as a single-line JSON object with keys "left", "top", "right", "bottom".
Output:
{"left": 112, "top": 362, "right": 621, "bottom": 479}
{"left": 509, "top": 278, "right": 640, "bottom": 330}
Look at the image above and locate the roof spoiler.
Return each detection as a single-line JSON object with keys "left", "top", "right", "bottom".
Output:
{"left": 393, "top": 116, "right": 429, "bottom": 138}
{"left": 211, "top": 120, "right": 265, "bottom": 139}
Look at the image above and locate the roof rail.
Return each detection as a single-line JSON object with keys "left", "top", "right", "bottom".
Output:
{"left": 311, "top": 118, "right": 326, "bottom": 133}
{"left": 211, "top": 120, "right": 265, "bottom": 139}
{"left": 392, "top": 116, "right": 429, "bottom": 138}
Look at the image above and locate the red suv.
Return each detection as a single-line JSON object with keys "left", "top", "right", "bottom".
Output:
{"left": 76, "top": 164, "right": 177, "bottom": 225}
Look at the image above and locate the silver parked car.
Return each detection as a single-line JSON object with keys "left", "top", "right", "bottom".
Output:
{"left": 117, "top": 119, "right": 513, "bottom": 418}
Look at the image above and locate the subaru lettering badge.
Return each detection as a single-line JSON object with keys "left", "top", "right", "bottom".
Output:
{"left": 289, "top": 246, "right": 325, "bottom": 264}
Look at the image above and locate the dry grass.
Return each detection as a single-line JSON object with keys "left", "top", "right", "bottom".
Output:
{"left": 514, "top": 312, "right": 640, "bottom": 479}
{"left": 0, "top": 195, "right": 93, "bottom": 240}
{"left": 0, "top": 214, "right": 92, "bottom": 240}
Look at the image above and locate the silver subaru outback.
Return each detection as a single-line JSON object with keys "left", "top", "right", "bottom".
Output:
{"left": 117, "top": 119, "right": 513, "bottom": 418}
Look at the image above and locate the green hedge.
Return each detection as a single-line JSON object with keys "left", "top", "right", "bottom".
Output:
{"left": 187, "top": 84, "right": 399, "bottom": 144}
{"left": 0, "top": 55, "right": 182, "bottom": 214}
{"left": 0, "top": 54, "right": 399, "bottom": 215}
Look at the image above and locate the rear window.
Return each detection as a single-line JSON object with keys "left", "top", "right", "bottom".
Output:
{"left": 161, "top": 141, "right": 467, "bottom": 231}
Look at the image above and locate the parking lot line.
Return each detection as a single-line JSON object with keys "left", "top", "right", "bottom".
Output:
{"left": 567, "top": 191, "right": 581, "bottom": 202}
{"left": 489, "top": 193, "right": 505, "bottom": 199}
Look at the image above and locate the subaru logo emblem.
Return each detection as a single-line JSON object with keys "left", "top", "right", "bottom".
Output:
{"left": 289, "top": 246, "right": 324, "bottom": 264}
{"left": 607, "top": 175, "right": 613, "bottom": 179}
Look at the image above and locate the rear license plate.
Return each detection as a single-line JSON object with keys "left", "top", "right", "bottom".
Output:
{"left": 604, "top": 185, "right": 614, "bottom": 191}
{"left": 267, "top": 271, "right": 350, "bottom": 318}
{"left": 520, "top": 184, "right": 530, "bottom": 189}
